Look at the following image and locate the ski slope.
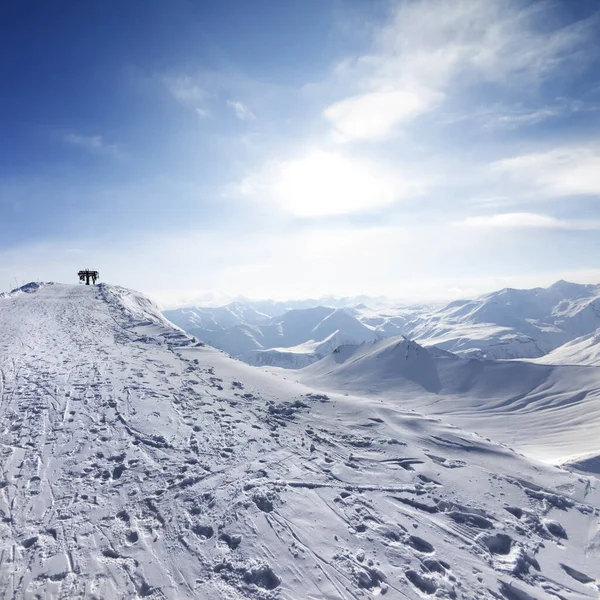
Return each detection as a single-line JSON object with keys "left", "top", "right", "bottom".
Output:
{"left": 1, "top": 283, "right": 599, "bottom": 599}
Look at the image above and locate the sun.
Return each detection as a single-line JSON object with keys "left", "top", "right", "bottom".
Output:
{"left": 271, "top": 150, "right": 398, "bottom": 218}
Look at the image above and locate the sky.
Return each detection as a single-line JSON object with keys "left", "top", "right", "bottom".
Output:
{"left": 1, "top": 0, "right": 600, "bottom": 307}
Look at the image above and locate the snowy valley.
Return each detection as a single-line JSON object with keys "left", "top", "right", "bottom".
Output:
{"left": 0, "top": 283, "right": 599, "bottom": 599}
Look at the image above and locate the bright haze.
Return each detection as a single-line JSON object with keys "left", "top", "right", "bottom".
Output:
{"left": 1, "top": 0, "right": 600, "bottom": 306}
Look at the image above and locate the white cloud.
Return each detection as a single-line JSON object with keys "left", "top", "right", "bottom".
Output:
{"left": 324, "top": 0, "right": 593, "bottom": 141}
{"left": 239, "top": 150, "right": 419, "bottom": 217}
{"left": 459, "top": 212, "right": 600, "bottom": 230}
{"left": 482, "top": 107, "right": 562, "bottom": 129}
{"left": 493, "top": 147, "right": 600, "bottom": 197}
{"left": 163, "top": 75, "right": 207, "bottom": 104}
{"left": 63, "top": 133, "right": 122, "bottom": 158}
{"left": 324, "top": 89, "right": 441, "bottom": 142}
{"left": 162, "top": 74, "right": 211, "bottom": 116}
{"left": 227, "top": 100, "right": 255, "bottom": 120}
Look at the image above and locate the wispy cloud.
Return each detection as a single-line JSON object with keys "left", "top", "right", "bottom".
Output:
{"left": 63, "top": 133, "right": 122, "bottom": 159}
{"left": 493, "top": 147, "right": 600, "bottom": 197}
{"left": 482, "top": 107, "right": 562, "bottom": 129}
{"left": 161, "top": 74, "right": 211, "bottom": 116}
{"left": 324, "top": 0, "right": 595, "bottom": 142}
{"left": 163, "top": 75, "right": 208, "bottom": 104}
{"left": 459, "top": 212, "right": 600, "bottom": 230}
{"left": 227, "top": 100, "right": 255, "bottom": 120}
{"left": 473, "top": 98, "right": 600, "bottom": 130}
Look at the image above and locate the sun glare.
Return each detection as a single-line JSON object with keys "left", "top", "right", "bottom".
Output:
{"left": 271, "top": 151, "right": 397, "bottom": 217}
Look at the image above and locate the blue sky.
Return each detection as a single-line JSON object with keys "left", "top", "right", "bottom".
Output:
{"left": 1, "top": 0, "right": 600, "bottom": 306}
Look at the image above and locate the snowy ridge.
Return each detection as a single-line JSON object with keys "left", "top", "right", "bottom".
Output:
{"left": 1, "top": 283, "right": 599, "bottom": 598}
{"left": 244, "top": 329, "right": 380, "bottom": 369}
{"left": 167, "top": 305, "right": 380, "bottom": 364}
{"left": 297, "top": 336, "right": 600, "bottom": 466}
{"left": 166, "top": 280, "right": 600, "bottom": 367}
{"left": 164, "top": 303, "right": 272, "bottom": 333}
{"left": 411, "top": 281, "right": 600, "bottom": 359}
{"left": 0, "top": 281, "right": 56, "bottom": 299}
{"left": 530, "top": 329, "right": 600, "bottom": 367}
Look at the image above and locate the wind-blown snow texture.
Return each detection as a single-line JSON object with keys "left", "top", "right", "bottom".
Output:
{"left": 1, "top": 284, "right": 600, "bottom": 599}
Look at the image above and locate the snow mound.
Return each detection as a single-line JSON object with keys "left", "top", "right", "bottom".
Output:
{"left": 303, "top": 337, "right": 457, "bottom": 394}
{"left": 562, "top": 452, "right": 600, "bottom": 475}
{"left": 0, "top": 281, "right": 56, "bottom": 298}
{"left": 2, "top": 283, "right": 599, "bottom": 599}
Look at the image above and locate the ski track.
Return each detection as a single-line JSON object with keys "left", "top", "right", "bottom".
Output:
{"left": 0, "top": 283, "right": 599, "bottom": 599}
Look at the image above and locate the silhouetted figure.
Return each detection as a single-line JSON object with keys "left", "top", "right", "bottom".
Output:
{"left": 78, "top": 270, "right": 100, "bottom": 285}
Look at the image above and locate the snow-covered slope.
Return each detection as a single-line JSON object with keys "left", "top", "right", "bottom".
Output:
{"left": 2, "top": 283, "right": 600, "bottom": 599}
{"left": 410, "top": 281, "right": 600, "bottom": 359}
{"left": 297, "top": 336, "right": 600, "bottom": 466}
{"left": 167, "top": 305, "right": 380, "bottom": 366}
{"left": 530, "top": 329, "right": 600, "bottom": 366}
{"left": 167, "top": 281, "right": 600, "bottom": 366}
{"left": 164, "top": 303, "right": 272, "bottom": 333}
{"left": 242, "top": 331, "right": 352, "bottom": 369}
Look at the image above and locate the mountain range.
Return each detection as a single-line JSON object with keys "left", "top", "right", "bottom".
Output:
{"left": 165, "top": 280, "right": 600, "bottom": 368}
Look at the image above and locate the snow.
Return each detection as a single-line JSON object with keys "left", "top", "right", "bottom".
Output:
{"left": 168, "top": 305, "right": 380, "bottom": 367}
{"left": 295, "top": 336, "right": 600, "bottom": 466}
{"left": 164, "top": 303, "right": 272, "bottom": 332}
{"left": 409, "top": 281, "right": 600, "bottom": 359}
{"left": 2, "top": 282, "right": 599, "bottom": 598}
{"left": 530, "top": 329, "right": 600, "bottom": 367}
{"left": 166, "top": 281, "right": 600, "bottom": 367}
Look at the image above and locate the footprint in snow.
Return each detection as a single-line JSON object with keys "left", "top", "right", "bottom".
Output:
{"left": 405, "top": 569, "right": 437, "bottom": 595}
{"left": 407, "top": 535, "right": 435, "bottom": 554}
{"left": 560, "top": 563, "right": 596, "bottom": 585}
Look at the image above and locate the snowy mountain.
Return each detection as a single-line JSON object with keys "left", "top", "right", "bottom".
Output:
{"left": 163, "top": 296, "right": 387, "bottom": 331}
{"left": 530, "top": 329, "right": 600, "bottom": 367}
{"left": 410, "top": 281, "right": 600, "bottom": 359}
{"left": 242, "top": 331, "right": 353, "bottom": 369}
{"left": 166, "top": 305, "right": 380, "bottom": 367}
{"left": 297, "top": 336, "right": 600, "bottom": 466}
{"left": 163, "top": 302, "right": 272, "bottom": 333}
{"left": 2, "top": 282, "right": 600, "bottom": 599}
{"left": 166, "top": 281, "right": 600, "bottom": 367}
